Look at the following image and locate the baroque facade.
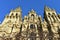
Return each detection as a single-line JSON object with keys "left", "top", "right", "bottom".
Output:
{"left": 0, "top": 6, "right": 60, "bottom": 40}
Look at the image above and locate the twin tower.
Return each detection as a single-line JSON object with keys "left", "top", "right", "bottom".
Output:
{"left": 0, "top": 6, "right": 60, "bottom": 40}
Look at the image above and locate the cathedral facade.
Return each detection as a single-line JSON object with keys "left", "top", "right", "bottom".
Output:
{"left": 0, "top": 6, "right": 60, "bottom": 40}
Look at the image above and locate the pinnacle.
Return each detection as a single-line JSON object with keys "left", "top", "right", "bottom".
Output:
{"left": 11, "top": 7, "right": 22, "bottom": 12}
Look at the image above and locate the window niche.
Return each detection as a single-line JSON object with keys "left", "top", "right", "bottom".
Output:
{"left": 52, "top": 13, "right": 55, "bottom": 15}
{"left": 48, "top": 13, "right": 51, "bottom": 15}
{"left": 31, "top": 14, "right": 34, "bottom": 16}
{"left": 10, "top": 16, "right": 11, "bottom": 19}
{"left": 11, "top": 13, "right": 13, "bottom": 16}
{"left": 31, "top": 14, "right": 34, "bottom": 19}
{"left": 6, "top": 15, "right": 9, "bottom": 18}
{"left": 30, "top": 24, "right": 35, "bottom": 29}
{"left": 16, "top": 13, "right": 18, "bottom": 18}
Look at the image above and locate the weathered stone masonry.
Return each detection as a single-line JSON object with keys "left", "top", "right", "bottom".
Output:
{"left": 0, "top": 6, "right": 60, "bottom": 40}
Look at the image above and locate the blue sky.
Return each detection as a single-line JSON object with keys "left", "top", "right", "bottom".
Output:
{"left": 0, "top": 0, "right": 60, "bottom": 23}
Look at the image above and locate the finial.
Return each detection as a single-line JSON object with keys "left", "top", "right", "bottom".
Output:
{"left": 31, "top": 9, "right": 35, "bottom": 13}
{"left": 44, "top": 6, "right": 51, "bottom": 11}
{"left": 29, "top": 9, "right": 36, "bottom": 13}
{"left": 14, "top": 7, "right": 22, "bottom": 12}
{"left": 11, "top": 7, "right": 22, "bottom": 12}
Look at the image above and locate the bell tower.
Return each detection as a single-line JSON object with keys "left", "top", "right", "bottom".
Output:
{"left": 9, "top": 7, "right": 22, "bottom": 22}
{"left": 2, "top": 7, "right": 22, "bottom": 25}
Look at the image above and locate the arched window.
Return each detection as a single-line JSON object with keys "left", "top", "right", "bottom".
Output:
{"left": 10, "top": 16, "right": 11, "bottom": 18}
{"left": 16, "top": 13, "right": 18, "bottom": 18}
{"left": 16, "top": 13, "right": 18, "bottom": 16}
{"left": 11, "top": 13, "right": 13, "bottom": 16}
{"left": 52, "top": 13, "right": 55, "bottom": 15}
{"left": 30, "top": 24, "right": 35, "bottom": 29}
{"left": 13, "top": 16, "right": 15, "bottom": 18}
{"left": 48, "top": 13, "right": 50, "bottom": 15}
{"left": 38, "top": 17, "right": 40, "bottom": 20}
{"left": 31, "top": 14, "right": 34, "bottom": 20}
{"left": 52, "top": 13, "right": 56, "bottom": 16}
{"left": 6, "top": 16, "right": 9, "bottom": 18}
{"left": 31, "top": 14, "right": 34, "bottom": 16}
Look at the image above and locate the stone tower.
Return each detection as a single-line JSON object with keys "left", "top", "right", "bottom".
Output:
{"left": 44, "top": 6, "right": 60, "bottom": 40}
{"left": 0, "top": 7, "right": 22, "bottom": 40}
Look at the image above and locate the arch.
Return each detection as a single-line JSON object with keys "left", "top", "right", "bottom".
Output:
{"left": 16, "top": 13, "right": 18, "bottom": 18}
{"left": 30, "top": 24, "right": 35, "bottom": 29}
{"left": 11, "top": 13, "right": 13, "bottom": 16}
{"left": 31, "top": 14, "right": 34, "bottom": 16}
{"left": 48, "top": 13, "right": 51, "bottom": 15}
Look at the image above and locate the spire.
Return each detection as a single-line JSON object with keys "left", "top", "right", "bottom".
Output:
{"left": 44, "top": 6, "right": 52, "bottom": 11}
{"left": 28, "top": 9, "right": 37, "bottom": 17}
{"left": 29, "top": 9, "right": 36, "bottom": 13}
{"left": 31, "top": 9, "right": 35, "bottom": 12}
{"left": 11, "top": 7, "right": 22, "bottom": 12}
{"left": 44, "top": 6, "right": 55, "bottom": 11}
